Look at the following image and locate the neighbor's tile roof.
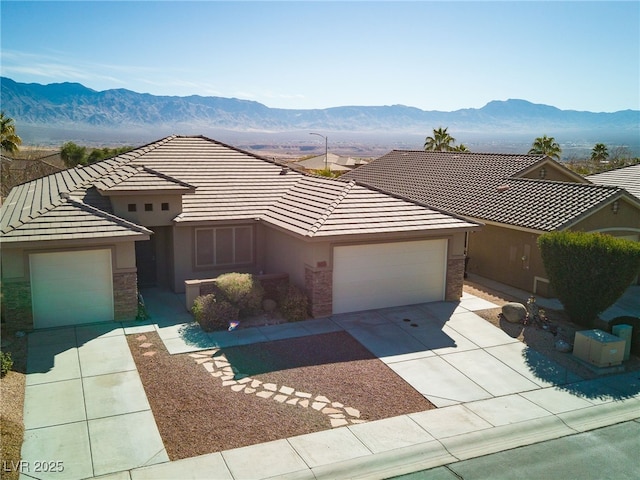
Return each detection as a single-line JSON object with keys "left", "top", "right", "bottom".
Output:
{"left": 343, "top": 150, "right": 629, "bottom": 232}
{"left": 587, "top": 164, "right": 640, "bottom": 200}
{"left": 1, "top": 136, "right": 478, "bottom": 243}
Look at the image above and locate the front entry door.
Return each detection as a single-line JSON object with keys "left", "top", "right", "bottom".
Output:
{"left": 135, "top": 236, "right": 157, "bottom": 287}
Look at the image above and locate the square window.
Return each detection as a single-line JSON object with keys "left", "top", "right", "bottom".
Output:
{"left": 144, "top": 203, "right": 153, "bottom": 212}
{"left": 128, "top": 204, "right": 137, "bottom": 212}
{"left": 161, "top": 202, "right": 169, "bottom": 211}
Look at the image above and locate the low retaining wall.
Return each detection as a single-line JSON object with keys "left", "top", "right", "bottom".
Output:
{"left": 184, "top": 273, "right": 289, "bottom": 312}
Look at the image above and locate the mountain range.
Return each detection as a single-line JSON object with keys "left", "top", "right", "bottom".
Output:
{"left": 1, "top": 77, "right": 638, "bottom": 154}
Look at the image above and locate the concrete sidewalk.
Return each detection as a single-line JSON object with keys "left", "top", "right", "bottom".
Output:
{"left": 20, "top": 289, "right": 640, "bottom": 480}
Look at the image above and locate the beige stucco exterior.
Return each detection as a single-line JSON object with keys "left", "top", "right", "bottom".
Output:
{"left": 467, "top": 196, "right": 640, "bottom": 296}
{"left": 109, "top": 193, "right": 185, "bottom": 227}
{"left": 1, "top": 237, "right": 142, "bottom": 329}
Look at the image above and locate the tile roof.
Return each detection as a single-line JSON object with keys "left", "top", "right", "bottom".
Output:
{"left": 1, "top": 136, "right": 479, "bottom": 243}
{"left": 343, "top": 150, "right": 631, "bottom": 232}
{"left": 95, "top": 165, "right": 196, "bottom": 194}
{"left": 587, "top": 164, "right": 640, "bottom": 200}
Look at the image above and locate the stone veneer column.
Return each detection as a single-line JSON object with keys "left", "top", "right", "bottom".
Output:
{"left": 304, "top": 263, "right": 333, "bottom": 318}
{"left": 113, "top": 271, "right": 138, "bottom": 321}
{"left": 1, "top": 281, "right": 34, "bottom": 331}
{"left": 445, "top": 256, "right": 466, "bottom": 301}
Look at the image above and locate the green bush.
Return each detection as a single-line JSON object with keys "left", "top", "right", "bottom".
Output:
{"left": 1, "top": 351, "right": 13, "bottom": 377}
{"left": 215, "top": 273, "right": 264, "bottom": 318}
{"left": 538, "top": 231, "right": 640, "bottom": 326}
{"left": 278, "top": 284, "right": 309, "bottom": 322}
{"left": 192, "top": 294, "right": 239, "bottom": 332}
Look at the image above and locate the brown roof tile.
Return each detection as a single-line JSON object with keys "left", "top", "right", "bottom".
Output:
{"left": 344, "top": 150, "right": 631, "bottom": 231}
{"left": 2, "top": 137, "right": 479, "bottom": 243}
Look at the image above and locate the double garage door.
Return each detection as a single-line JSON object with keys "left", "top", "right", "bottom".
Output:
{"left": 30, "top": 249, "right": 114, "bottom": 329}
{"left": 332, "top": 239, "right": 447, "bottom": 314}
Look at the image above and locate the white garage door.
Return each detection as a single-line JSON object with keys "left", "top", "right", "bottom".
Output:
{"left": 30, "top": 249, "right": 114, "bottom": 329}
{"left": 332, "top": 239, "right": 447, "bottom": 314}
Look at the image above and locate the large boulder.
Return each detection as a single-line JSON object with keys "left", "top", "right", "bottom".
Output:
{"left": 502, "top": 302, "right": 527, "bottom": 323}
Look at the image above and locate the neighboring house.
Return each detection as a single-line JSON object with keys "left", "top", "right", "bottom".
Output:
{"left": 344, "top": 151, "right": 640, "bottom": 297}
{"left": 293, "top": 152, "right": 369, "bottom": 172}
{"left": 1, "top": 136, "right": 480, "bottom": 330}
{"left": 1, "top": 153, "right": 64, "bottom": 198}
{"left": 587, "top": 164, "right": 640, "bottom": 201}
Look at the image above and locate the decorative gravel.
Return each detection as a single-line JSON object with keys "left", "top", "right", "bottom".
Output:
{"left": 127, "top": 330, "right": 434, "bottom": 460}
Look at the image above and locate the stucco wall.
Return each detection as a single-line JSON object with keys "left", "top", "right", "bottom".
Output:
{"left": 171, "top": 223, "right": 264, "bottom": 293}
{"left": 0, "top": 239, "right": 140, "bottom": 328}
{"left": 263, "top": 226, "right": 326, "bottom": 288}
{"left": 110, "top": 194, "right": 184, "bottom": 227}
{"left": 467, "top": 224, "right": 548, "bottom": 295}
{"left": 570, "top": 197, "right": 640, "bottom": 236}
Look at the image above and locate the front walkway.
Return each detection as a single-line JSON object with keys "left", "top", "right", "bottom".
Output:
{"left": 19, "top": 288, "right": 640, "bottom": 479}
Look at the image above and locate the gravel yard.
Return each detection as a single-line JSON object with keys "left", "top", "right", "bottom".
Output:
{"left": 127, "top": 330, "right": 434, "bottom": 459}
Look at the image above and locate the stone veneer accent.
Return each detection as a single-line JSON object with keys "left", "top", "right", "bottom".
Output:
{"left": 1, "top": 281, "right": 33, "bottom": 331}
{"left": 113, "top": 271, "right": 138, "bottom": 321}
{"left": 304, "top": 264, "right": 332, "bottom": 318}
{"left": 446, "top": 256, "right": 466, "bottom": 301}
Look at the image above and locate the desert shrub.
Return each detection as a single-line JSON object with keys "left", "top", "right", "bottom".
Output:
{"left": 278, "top": 284, "right": 309, "bottom": 322}
{"left": 538, "top": 231, "right": 640, "bottom": 327}
{"left": 1, "top": 351, "right": 13, "bottom": 377}
{"left": 192, "top": 294, "right": 239, "bottom": 332}
{"left": 215, "top": 273, "right": 265, "bottom": 318}
{"left": 607, "top": 316, "right": 640, "bottom": 356}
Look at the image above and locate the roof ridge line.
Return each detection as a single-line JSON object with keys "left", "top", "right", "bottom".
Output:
{"left": 139, "top": 166, "right": 197, "bottom": 189}
{"left": 508, "top": 177, "right": 623, "bottom": 190}
{"left": 305, "top": 180, "right": 356, "bottom": 237}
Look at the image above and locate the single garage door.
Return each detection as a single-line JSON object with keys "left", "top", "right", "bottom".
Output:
{"left": 30, "top": 249, "right": 114, "bottom": 328}
{"left": 332, "top": 239, "right": 447, "bottom": 314}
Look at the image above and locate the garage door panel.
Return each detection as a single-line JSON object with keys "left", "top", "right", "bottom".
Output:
{"left": 30, "top": 249, "right": 114, "bottom": 329}
{"left": 333, "top": 240, "right": 447, "bottom": 314}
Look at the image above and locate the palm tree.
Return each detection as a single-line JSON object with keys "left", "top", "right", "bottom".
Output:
{"left": 528, "top": 135, "right": 561, "bottom": 161}
{"left": 424, "top": 127, "right": 456, "bottom": 152}
{"left": 451, "top": 144, "right": 469, "bottom": 152}
{"left": 590, "top": 143, "right": 609, "bottom": 164}
{"left": 0, "top": 112, "right": 22, "bottom": 154}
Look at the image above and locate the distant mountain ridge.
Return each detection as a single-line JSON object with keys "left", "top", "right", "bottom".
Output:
{"left": 1, "top": 77, "right": 638, "bottom": 136}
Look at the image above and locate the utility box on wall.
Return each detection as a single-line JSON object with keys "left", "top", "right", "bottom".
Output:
{"left": 573, "top": 329, "right": 625, "bottom": 368}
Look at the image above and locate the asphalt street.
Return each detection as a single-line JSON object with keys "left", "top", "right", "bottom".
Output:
{"left": 391, "top": 420, "right": 640, "bottom": 480}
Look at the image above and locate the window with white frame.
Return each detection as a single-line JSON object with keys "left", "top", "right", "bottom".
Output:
{"left": 195, "top": 226, "right": 253, "bottom": 267}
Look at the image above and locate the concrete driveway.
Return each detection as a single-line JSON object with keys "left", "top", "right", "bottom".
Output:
{"left": 21, "top": 322, "right": 168, "bottom": 479}
{"left": 19, "top": 288, "right": 640, "bottom": 479}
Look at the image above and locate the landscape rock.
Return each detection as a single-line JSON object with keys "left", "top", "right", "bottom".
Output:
{"left": 502, "top": 302, "right": 527, "bottom": 323}
{"left": 555, "top": 339, "right": 572, "bottom": 353}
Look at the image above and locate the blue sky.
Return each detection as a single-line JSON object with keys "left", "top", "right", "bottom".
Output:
{"left": 1, "top": 1, "right": 638, "bottom": 112}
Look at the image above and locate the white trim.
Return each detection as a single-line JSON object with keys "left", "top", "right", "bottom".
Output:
{"left": 533, "top": 276, "right": 550, "bottom": 294}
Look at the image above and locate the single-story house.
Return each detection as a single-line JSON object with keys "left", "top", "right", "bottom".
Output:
{"left": 343, "top": 151, "right": 640, "bottom": 296}
{"left": 1, "top": 153, "right": 64, "bottom": 198}
{"left": 587, "top": 164, "right": 640, "bottom": 201}
{"left": 293, "top": 152, "right": 369, "bottom": 172}
{"left": 0, "top": 136, "right": 480, "bottom": 330}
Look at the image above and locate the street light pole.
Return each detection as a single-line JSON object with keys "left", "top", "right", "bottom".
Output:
{"left": 309, "top": 132, "right": 328, "bottom": 170}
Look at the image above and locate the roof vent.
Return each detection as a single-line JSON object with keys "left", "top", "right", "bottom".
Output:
{"left": 496, "top": 185, "right": 510, "bottom": 192}
{"left": 279, "top": 166, "right": 289, "bottom": 175}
